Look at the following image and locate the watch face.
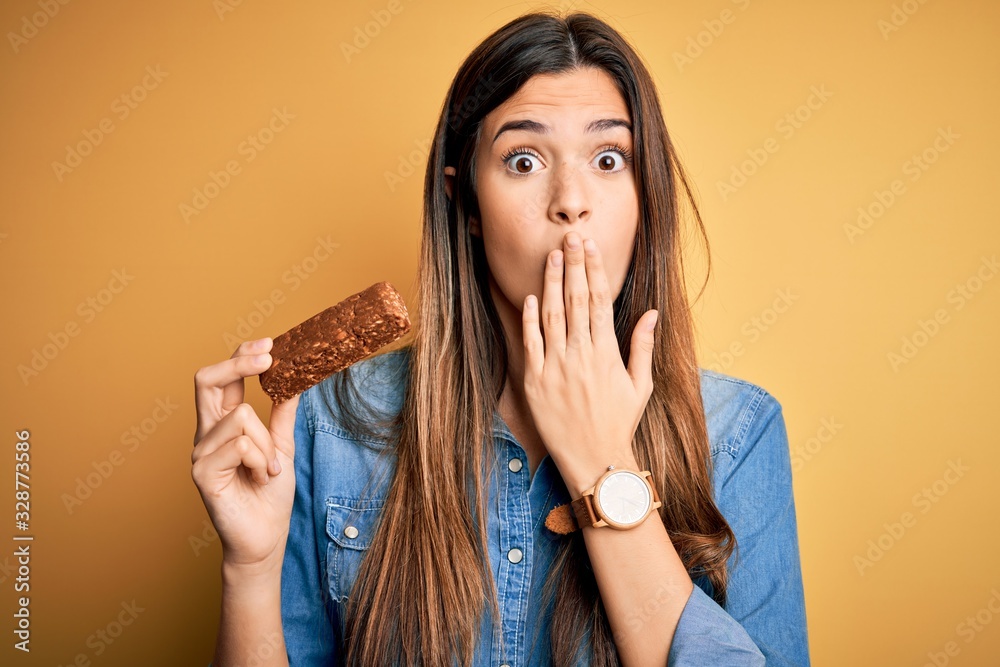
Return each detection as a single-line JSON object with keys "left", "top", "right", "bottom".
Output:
{"left": 596, "top": 471, "right": 651, "bottom": 526}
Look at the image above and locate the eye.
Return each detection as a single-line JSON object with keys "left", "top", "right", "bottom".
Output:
{"left": 500, "top": 146, "right": 542, "bottom": 176}
{"left": 593, "top": 143, "right": 633, "bottom": 173}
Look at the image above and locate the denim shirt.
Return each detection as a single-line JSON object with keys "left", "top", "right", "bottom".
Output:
{"left": 279, "top": 348, "right": 810, "bottom": 666}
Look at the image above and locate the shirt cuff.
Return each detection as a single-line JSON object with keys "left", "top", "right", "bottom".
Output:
{"left": 668, "top": 584, "right": 765, "bottom": 666}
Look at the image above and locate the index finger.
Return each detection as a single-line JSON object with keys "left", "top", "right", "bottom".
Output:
{"left": 193, "top": 338, "right": 273, "bottom": 443}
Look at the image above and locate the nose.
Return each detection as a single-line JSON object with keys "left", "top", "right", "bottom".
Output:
{"left": 546, "top": 161, "right": 591, "bottom": 225}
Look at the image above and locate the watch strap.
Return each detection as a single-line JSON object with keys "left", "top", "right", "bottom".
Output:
{"left": 543, "top": 502, "right": 580, "bottom": 535}
{"left": 571, "top": 494, "right": 600, "bottom": 528}
{"left": 544, "top": 469, "right": 660, "bottom": 535}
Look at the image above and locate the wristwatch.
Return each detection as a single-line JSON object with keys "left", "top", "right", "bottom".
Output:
{"left": 544, "top": 465, "right": 662, "bottom": 534}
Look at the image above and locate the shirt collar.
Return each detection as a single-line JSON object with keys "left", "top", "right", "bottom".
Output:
{"left": 491, "top": 409, "right": 517, "bottom": 444}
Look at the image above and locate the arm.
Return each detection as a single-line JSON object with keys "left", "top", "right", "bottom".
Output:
{"left": 211, "top": 388, "right": 320, "bottom": 666}
{"left": 562, "top": 456, "right": 694, "bottom": 666}
{"left": 563, "top": 393, "right": 809, "bottom": 665}
{"left": 562, "top": 458, "right": 765, "bottom": 666}
{"left": 520, "top": 235, "right": 802, "bottom": 663}
{"left": 193, "top": 340, "right": 300, "bottom": 666}
{"left": 212, "top": 389, "right": 337, "bottom": 666}
{"left": 212, "top": 558, "right": 288, "bottom": 666}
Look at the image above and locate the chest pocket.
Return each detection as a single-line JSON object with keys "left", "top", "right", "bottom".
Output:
{"left": 324, "top": 496, "right": 385, "bottom": 604}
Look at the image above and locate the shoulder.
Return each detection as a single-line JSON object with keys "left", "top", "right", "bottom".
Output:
{"left": 697, "top": 367, "right": 786, "bottom": 468}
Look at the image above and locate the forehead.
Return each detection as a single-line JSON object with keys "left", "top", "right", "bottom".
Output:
{"left": 482, "top": 67, "right": 629, "bottom": 133}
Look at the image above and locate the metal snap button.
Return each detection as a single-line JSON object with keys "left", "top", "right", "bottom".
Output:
{"left": 508, "top": 458, "right": 523, "bottom": 473}
{"left": 344, "top": 525, "right": 359, "bottom": 539}
{"left": 507, "top": 548, "right": 523, "bottom": 564}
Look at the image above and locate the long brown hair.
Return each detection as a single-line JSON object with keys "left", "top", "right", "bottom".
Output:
{"left": 323, "top": 10, "right": 736, "bottom": 666}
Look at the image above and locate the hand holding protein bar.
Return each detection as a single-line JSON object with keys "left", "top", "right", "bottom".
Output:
{"left": 190, "top": 280, "right": 410, "bottom": 577}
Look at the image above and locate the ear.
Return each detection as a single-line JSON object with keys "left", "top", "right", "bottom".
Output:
{"left": 444, "top": 166, "right": 481, "bottom": 238}
{"left": 444, "top": 166, "right": 456, "bottom": 200}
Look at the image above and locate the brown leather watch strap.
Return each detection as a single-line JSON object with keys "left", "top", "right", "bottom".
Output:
{"left": 572, "top": 494, "right": 599, "bottom": 527}
{"left": 544, "top": 470, "right": 660, "bottom": 535}
{"left": 544, "top": 494, "right": 603, "bottom": 533}
{"left": 544, "top": 502, "right": 580, "bottom": 535}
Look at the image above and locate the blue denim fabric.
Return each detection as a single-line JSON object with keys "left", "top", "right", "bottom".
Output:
{"left": 279, "top": 348, "right": 810, "bottom": 666}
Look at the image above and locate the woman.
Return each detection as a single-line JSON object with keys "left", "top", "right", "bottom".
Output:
{"left": 192, "top": 10, "right": 810, "bottom": 666}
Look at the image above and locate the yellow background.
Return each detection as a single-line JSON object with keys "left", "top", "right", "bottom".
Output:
{"left": 1, "top": 0, "right": 998, "bottom": 664}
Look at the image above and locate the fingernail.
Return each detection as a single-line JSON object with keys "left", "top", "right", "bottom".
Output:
{"left": 254, "top": 337, "right": 270, "bottom": 349}
{"left": 584, "top": 238, "right": 596, "bottom": 256}
{"left": 273, "top": 457, "right": 281, "bottom": 473}
{"left": 552, "top": 251, "right": 563, "bottom": 267}
{"left": 566, "top": 234, "right": 581, "bottom": 250}
{"left": 254, "top": 353, "right": 270, "bottom": 364}
{"left": 646, "top": 311, "right": 659, "bottom": 331}
{"left": 525, "top": 295, "right": 536, "bottom": 310}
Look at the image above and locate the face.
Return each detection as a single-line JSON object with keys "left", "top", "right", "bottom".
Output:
{"left": 446, "top": 67, "right": 640, "bottom": 339}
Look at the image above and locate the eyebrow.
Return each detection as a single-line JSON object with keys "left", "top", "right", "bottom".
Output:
{"left": 491, "top": 118, "right": 632, "bottom": 145}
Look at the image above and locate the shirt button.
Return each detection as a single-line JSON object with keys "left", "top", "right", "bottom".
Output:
{"left": 508, "top": 458, "right": 523, "bottom": 473}
{"left": 507, "top": 548, "right": 523, "bottom": 564}
{"left": 343, "top": 525, "right": 359, "bottom": 539}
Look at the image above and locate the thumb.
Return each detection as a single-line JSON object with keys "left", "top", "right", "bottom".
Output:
{"left": 268, "top": 393, "right": 300, "bottom": 459}
{"left": 627, "top": 310, "right": 658, "bottom": 393}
